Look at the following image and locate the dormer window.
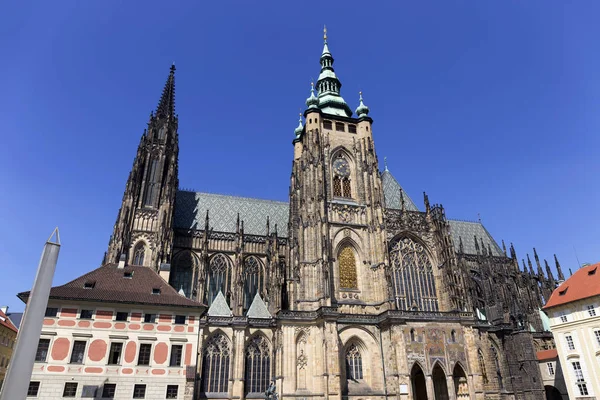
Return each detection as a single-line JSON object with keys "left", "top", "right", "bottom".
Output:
{"left": 83, "top": 281, "right": 96, "bottom": 289}
{"left": 124, "top": 271, "right": 133, "bottom": 279}
{"left": 152, "top": 288, "right": 161, "bottom": 295}
{"left": 588, "top": 267, "right": 597, "bottom": 275}
{"left": 559, "top": 287, "right": 568, "bottom": 296}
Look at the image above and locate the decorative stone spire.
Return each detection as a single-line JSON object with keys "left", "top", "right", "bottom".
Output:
{"left": 554, "top": 254, "right": 565, "bottom": 281}
{"left": 355, "top": 91, "right": 370, "bottom": 118}
{"left": 545, "top": 260, "right": 556, "bottom": 287}
{"left": 527, "top": 254, "right": 535, "bottom": 275}
{"left": 315, "top": 27, "right": 352, "bottom": 117}
{"left": 156, "top": 64, "right": 176, "bottom": 119}
{"left": 305, "top": 82, "right": 319, "bottom": 109}
{"left": 294, "top": 113, "right": 304, "bottom": 138}
{"left": 502, "top": 240, "right": 507, "bottom": 256}
{"left": 534, "top": 248, "right": 544, "bottom": 277}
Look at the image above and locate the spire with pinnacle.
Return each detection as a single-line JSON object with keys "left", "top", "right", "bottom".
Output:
{"left": 156, "top": 64, "right": 176, "bottom": 119}
{"left": 315, "top": 26, "right": 352, "bottom": 117}
{"left": 554, "top": 254, "right": 565, "bottom": 281}
{"left": 356, "top": 91, "right": 370, "bottom": 118}
{"left": 294, "top": 113, "right": 304, "bottom": 138}
{"left": 305, "top": 82, "right": 319, "bottom": 109}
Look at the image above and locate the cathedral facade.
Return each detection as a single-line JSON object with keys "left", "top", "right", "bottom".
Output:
{"left": 103, "top": 33, "right": 563, "bottom": 400}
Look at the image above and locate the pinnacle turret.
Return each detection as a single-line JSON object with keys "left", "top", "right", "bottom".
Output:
{"left": 355, "top": 91, "right": 370, "bottom": 118}
{"left": 156, "top": 64, "right": 176, "bottom": 119}
{"left": 554, "top": 254, "right": 565, "bottom": 281}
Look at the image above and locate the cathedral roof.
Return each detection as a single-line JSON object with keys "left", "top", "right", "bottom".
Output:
{"left": 18, "top": 264, "right": 205, "bottom": 309}
{"left": 543, "top": 262, "right": 600, "bottom": 309}
{"left": 381, "top": 169, "right": 419, "bottom": 211}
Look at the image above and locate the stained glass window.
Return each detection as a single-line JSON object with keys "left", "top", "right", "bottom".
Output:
{"left": 201, "top": 334, "right": 230, "bottom": 393}
{"left": 207, "top": 254, "right": 231, "bottom": 306}
{"left": 333, "top": 176, "right": 342, "bottom": 197}
{"left": 389, "top": 237, "right": 438, "bottom": 311}
{"left": 338, "top": 246, "right": 358, "bottom": 289}
{"left": 244, "top": 335, "right": 271, "bottom": 394}
{"left": 345, "top": 344, "right": 363, "bottom": 380}
{"left": 342, "top": 178, "right": 351, "bottom": 197}
{"left": 243, "top": 256, "right": 263, "bottom": 311}
{"left": 132, "top": 243, "right": 145, "bottom": 266}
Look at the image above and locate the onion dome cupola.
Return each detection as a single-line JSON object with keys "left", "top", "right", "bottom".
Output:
{"left": 355, "top": 91, "right": 370, "bottom": 118}
{"left": 294, "top": 113, "right": 304, "bottom": 140}
{"left": 316, "top": 27, "right": 352, "bottom": 117}
{"left": 306, "top": 82, "right": 319, "bottom": 109}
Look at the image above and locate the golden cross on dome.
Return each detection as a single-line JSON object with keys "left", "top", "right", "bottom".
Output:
{"left": 324, "top": 25, "right": 327, "bottom": 41}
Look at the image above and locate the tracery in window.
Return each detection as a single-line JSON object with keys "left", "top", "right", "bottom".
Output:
{"left": 478, "top": 349, "right": 488, "bottom": 384}
{"left": 207, "top": 254, "right": 232, "bottom": 306}
{"left": 332, "top": 155, "right": 351, "bottom": 198}
{"left": 169, "top": 251, "right": 196, "bottom": 297}
{"left": 201, "top": 334, "right": 230, "bottom": 393}
{"left": 132, "top": 243, "right": 145, "bottom": 266}
{"left": 345, "top": 344, "right": 363, "bottom": 381}
{"left": 243, "top": 256, "right": 263, "bottom": 311}
{"left": 244, "top": 335, "right": 271, "bottom": 394}
{"left": 389, "top": 237, "right": 438, "bottom": 311}
{"left": 143, "top": 158, "right": 160, "bottom": 207}
{"left": 338, "top": 245, "right": 358, "bottom": 289}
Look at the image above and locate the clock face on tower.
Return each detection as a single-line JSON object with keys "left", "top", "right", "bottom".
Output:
{"left": 333, "top": 158, "right": 350, "bottom": 177}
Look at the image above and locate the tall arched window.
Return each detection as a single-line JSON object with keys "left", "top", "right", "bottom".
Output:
{"left": 389, "top": 237, "right": 439, "bottom": 311}
{"left": 244, "top": 335, "right": 271, "bottom": 395}
{"left": 157, "top": 126, "right": 166, "bottom": 140}
{"left": 338, "top": 245, "right": 358, "bottom": 289}
{"left": 243, "top": 256, "right": 263, "bottom": 311}
{"left": 207, "top": 254, "right": 231, "bottom": 306}
{"left": 132, "top": 243, "right": 145, "bottom": 266}
{"left": 201, "top": 334, "right": 230, "bottom": 393}
{"left": 478, "top": 349, "right": 488, "bottom": 384}
{"left": 345, "top": 344, "right": 363, "bottom": 380}
{"left": 143, "top": 158, "right": 160, "bottom": 207}
{"left": 332, "top": 155, "right": 352, "bottom": 198}
{"left": 169, "top": 251, "right": 195, "bottom": 297}
{"left": 491, "top": 345, "right": 503, "bottom": 389}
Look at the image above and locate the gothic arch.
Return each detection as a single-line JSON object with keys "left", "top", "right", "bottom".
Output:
{"left": 337, "top": 243, "right": 359, "bottom": 290}
{"left": 389, "top": 235, "right": 440, "bottom": 311}
{"left": 131, "top": 241, "right": 147, "bottom": 266}
{"left": 201, "top": 332, "right": 231, "bottom": 393}
{"left": 170, "top": 250, "right": 199, "bottom": 298}
{"left": 244, "top": 334, "right": 271, "bottom": 395}
{"left": 295, "top": 329, "right": 310, "bottom": 390}
{"left": 330, "top": 147, "right": 355, "bottom": 199}
{"left": 410, "top": 362, "right": 428, "bottom": 400}
{"left": 206, "top": 253, "right": 232, "bottom": 306}
{"left": 453, "top": 363, "right": 470, "bottom": 400}
{"left": 243, "top": 255, "right": 264, "bottom": 311}
{"left": 431, "top": 360, "right": 449, "bottom": 376}
{"left": 432, "top": 362, "right": 449, "bottom": 400}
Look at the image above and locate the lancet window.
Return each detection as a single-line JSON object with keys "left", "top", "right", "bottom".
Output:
{"left": 389, "top": 237, "right": 439, "bottom": 311}
{"left": 207, "top": 254, "right": 232, "bottom": 306}
{"left": 143, "top": 158, "right": 160, "bottom": 207}
{"left": 243, "top": 256, "right": 263, "bottom": 311}
{"left": 345, "top": 344, "right": 363, "bottom": 380}
{"left": 338, "top": 245, "right": 358, "bottom": 289}
{"left": 169, "top": 251, "right": 195, "bottom": 297}
{"left": 201, "top": 334, "right": 230, "bottom": 393}
{"left": 132, "top": 243, "right": 145, "bottom": 266}
{"left": 332, "top": 155, "right": 352, "bottom": 198}
{"left": 244, "top": 335, "right": 271, "bottom": 394}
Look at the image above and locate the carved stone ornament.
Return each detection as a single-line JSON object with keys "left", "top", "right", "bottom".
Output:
{"left": 297, "top": 349, "right": 308, "bottom": 369}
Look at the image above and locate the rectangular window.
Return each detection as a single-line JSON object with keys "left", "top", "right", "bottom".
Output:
{"left": 174, "top": 315, "right": 186, "bottom": 324}
{"left": 115, "top": 312, "right": 128, "bottom": 321}
{"left": 166, "top": 385, "right": 178, "bottom": 399}
{"left": 565, "top": 335, "right": 575, "bottom": 351}
{"left": 27, "top": 381, "right": 40, "bottom": 396}
{"left": 170, "top": 344, "right": 183, "bottom": 367}
{"left": 572, "top": 361, "right": 589, "bottom": 396}
{"left": 547, "top": 362, "right": 554, "bottom": 376}
{"left": 45, "top": 307, "right": 58, "bottom": 317}
{"left": 138, "top": 343, "right": 152, "bottom": 365}
{"left": 587, "top": 304, "right": 597, "bottom": 317}
{"left": 70, "top": 340, "right": 86, "bottom": 364}
{"left": 35, "top": 338, "right": 50, "bottom": 362}
{"left": 559, "top": 312, "right": 568, "bottom": 323}
{"left": 323, "top": 120, "right": 332, "bottom": 130}
{"left": 133, "top": 384, "right": 146, "bottom": 398}
{"left": 335, "top": 122, "right": 345, "bottom": 132}
{"left": 348, "top": 124, "right": 357, "bottom": 134}
{"left": 595, "top": 330, "right": 600, "bottom": 346}
{"left": 108, "top": 343, "right": 123, "bottom": 365}
{"left": 101, "top": 383, "right": 116, "bottom": 398}
{"left": 144, "top": 314, "right": 156, "bottom": 323}
{"left": 80, "top": 309, "right": 93, "bottom": 319}
{"left": 63, "top": 382, "right": 78, "bottom": 397}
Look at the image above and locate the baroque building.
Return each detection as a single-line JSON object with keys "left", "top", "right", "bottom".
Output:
{"left": 79, "top": 31, "right": 565, "bottom": 400}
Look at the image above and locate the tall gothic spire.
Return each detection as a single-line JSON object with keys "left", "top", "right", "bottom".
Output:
{"left": 156, "top": 64, "right": 176, "bottom": 119}
{"left": 315, "top": 27, "right": 352, "bottom": 117}
{"left": 554, "top": 254, "right": 565, "bottom": 281}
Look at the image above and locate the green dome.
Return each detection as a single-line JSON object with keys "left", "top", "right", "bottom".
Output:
{"left": 306, "top": 83, "right": 319, "bottom": 109}
{"left": 294, "top": 115, "right": 304, "bottom": 138}
{"left": 355, "top": 92, "right": 370, "bottom": 117}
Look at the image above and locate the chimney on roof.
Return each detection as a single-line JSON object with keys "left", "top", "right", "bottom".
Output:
{"left": 118, "top": 254, "right": 126, "bottom": 269}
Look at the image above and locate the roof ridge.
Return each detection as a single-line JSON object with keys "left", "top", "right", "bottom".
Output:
{"left": 178, "top": 190, "right": 289, "bottom": 205}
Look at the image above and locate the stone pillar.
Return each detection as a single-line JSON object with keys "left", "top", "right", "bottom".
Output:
{"left": 231, "top": 327, "right": 246, "bottom": 398}
{"left": 426, "top": 375, "right": 435, "bottom": 400}
{"left": 447, "top": 375, "right": 457, "bottom": 400}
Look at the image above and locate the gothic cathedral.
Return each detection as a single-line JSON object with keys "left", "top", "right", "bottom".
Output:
{"left": 104, "top": 32, "right": 561, "bottom": 400}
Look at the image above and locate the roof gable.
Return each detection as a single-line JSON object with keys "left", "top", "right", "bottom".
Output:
{"left": 0, "top": 309, "right": 17, "bottom": 333}
{"left": 544, "top": 262, "right": 600, "bottom": 309}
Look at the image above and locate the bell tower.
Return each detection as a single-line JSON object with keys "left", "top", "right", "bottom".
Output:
{"left": 105, "top": 65, "right": 179, "bottom": 270}
{"left": 288, "top": 29, "right": 389, "bottom": 312}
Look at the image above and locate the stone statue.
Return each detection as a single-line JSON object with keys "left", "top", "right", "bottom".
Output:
{"left": 265, "top": 380, "right": 278, "bottom": 400}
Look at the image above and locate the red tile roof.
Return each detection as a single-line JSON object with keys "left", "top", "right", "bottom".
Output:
{"left": 18, "top": 264, "right": 205, "bottom": 309}
{"left": 544, "top": 262, "right": 600, "bottom": 309}
{"left": 536, "top": 349, "right": 558, "bottom": 361}
{"left": 0, "top": 309, "right": 18, "bottom": 333}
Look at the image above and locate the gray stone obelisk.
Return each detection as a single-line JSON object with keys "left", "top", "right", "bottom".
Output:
{"left": 0, "top": 228, "right": 60, "bottom": 400}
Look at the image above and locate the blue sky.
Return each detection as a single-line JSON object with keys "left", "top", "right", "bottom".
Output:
{"left": 1, "top": 1, "right": 599, "bottom": 312}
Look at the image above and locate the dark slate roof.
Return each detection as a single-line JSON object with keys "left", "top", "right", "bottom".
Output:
{"left": 6, "top": 312, "right": 23, "bottom": 329}
{"left": 173, "top": 171, "right": 503, "bottom": 257}
{"left": 381, "top": 169, "right": 419, "bottom": 211}
{"left": 174, "top": 190, "right": 288, "bottom": 236}
{"left": 0, "top": 309, "right": 18, "bottom": 333}
{"left": 18, "top": 264, "right": 205, "bottom": 309}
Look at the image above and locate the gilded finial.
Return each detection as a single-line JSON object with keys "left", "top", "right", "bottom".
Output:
{"left": 324, "top": 25, "right": 327, "bottom": 42}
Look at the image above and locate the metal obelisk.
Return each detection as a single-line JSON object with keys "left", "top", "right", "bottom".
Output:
{"left": 0, "top": 228, "right": 61, "bottom": 400}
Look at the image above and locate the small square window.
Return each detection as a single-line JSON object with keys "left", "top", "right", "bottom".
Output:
{"left": 138, "top": 343, "right": 152, "bottom": 365}
{"left": 115, "top": 312, "right": 128, "bottom": 321}
{"left": 594, "top": 330, "right": 600, "bottom": 346}
{"left": 348, "top": 124, "right": 357, "bottom": 134}
{"left": 63, "top": 382, "right": 78, "bottom": 397}
{"left": 101, "top": 383, "right": 116, "bottom": 398}
{"left": 565, "top": 335, "right": 575, "bottom": 351}
{"left": 152, "top": 288, "right": 161, "bottom": 295}
{"left": 587, "top": 305, "right": 596, "bottom": 317}
{"left": 144, "top": 314, "right": 156, "bottom": 323}
{"left": 124, "top": 271, "right": 133, "bottom": 278}
{"left": 174, "top": 315, "right": 186, "bottom": 324}
{"left": 45, "top": 307, "right": 58, "bottom": 317}
{"left": 166, "top": 385, "right": 178, "bottom": 399}
{"left": 80, "top": 310, "right": 93, "bottom": 319}
{"left": 547, "top": 362, "right": 554, "bottom": 376}
{"left": 27, "top": 381, "right": 40, "bottom": 396}
{"left": 323, "top": 120, "right": 333, "bottom": 130}
{"left": 83, "top": 281, "right": 95, "bottom": 289}
{"left": 559, "top": 312, "right": 568, "bottom": 323}
{"left": 335, "top": 122, "right": 345, "bottom": 132}
{"left": 133, "top": 384, "right": 146, "bottom": 398}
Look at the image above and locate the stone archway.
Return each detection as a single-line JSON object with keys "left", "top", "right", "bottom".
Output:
{"left": 453, "top": 364, "right": 469, "bottom": 400}
{"left": 545, "top": 385, "right": 562, "bottom": 400}
{"left": 432, "top": 363, "right": 449, "bottom": 400}
{"left": 411, "top": 363, "right": 428, "bottom": 400}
